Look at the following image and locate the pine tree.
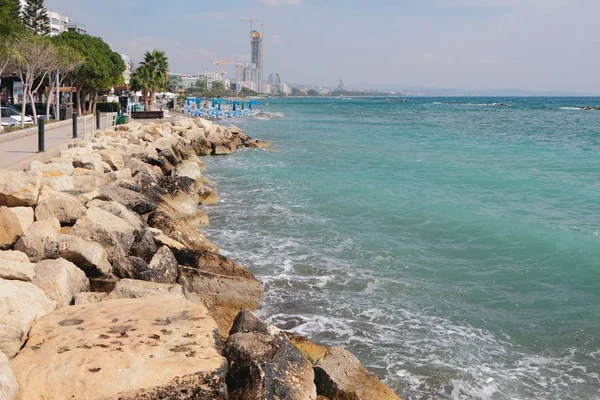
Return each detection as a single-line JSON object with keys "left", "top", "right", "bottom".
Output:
{"left": 23, "top": 0, "right": 50, "bottom": 36}
{"left": 3, "top": 0, "right": 23, "bottom": 20}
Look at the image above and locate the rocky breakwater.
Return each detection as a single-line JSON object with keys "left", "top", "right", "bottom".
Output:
{"left": 0, "top": 117, "right": 401, "bottom": 399}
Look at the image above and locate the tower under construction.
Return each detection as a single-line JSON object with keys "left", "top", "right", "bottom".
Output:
{"left": 250, "top": 30, "right": 264, "bottom": 93}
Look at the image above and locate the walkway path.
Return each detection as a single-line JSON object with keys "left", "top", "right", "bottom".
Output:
{"left": 0, "top": 114, "right": 114, "bottom": 171}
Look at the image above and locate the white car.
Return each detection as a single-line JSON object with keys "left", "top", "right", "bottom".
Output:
{"left": 1, "top": 107, "right": 33, "bottom": 126}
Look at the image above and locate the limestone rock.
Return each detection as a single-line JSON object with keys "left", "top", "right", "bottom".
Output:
{"left": 35, "top": 197, "right": 87, "bottom": 225}
{"left": 8, "top": 207, "right": 34, "bottom": 232}
{"left": 147, "top": 210, "right": 217, "bottom": 253}
{"left": 10, "top": 296, "right": 228, "bottom": 399}
{"left": 176, "top": 249, "right": 263, "bottom": 334}
{"left": 104, "top": 279, "right": 190, "bottom": 302}
{"left": 0, "top": 171, "right": 41, "bottom": 208}
{"left": 32, "top": 258, "right": 89, "bottom": 308}
{"left": 43, "top": 234, "right": 112, "bottom": 277}
{"left": 213, "top": 144, "right": 234, "bottom": 156}
{"left": 229, "top": 309, "right": 269, "bottom": 336}
{"left": 14, "top": 218, "right": 61, "bottom": 262}
{"left": 223, "top": 328, "right": 317, "bottom": 400}
{"left": 174, "top": 160, "right": 202, "bottom": 181}
{"left": 140, "top": 246, "right": 177, "bottom": 284}
{"left": 0, "top": 251, "right": 36, "bottom": 282}
{"left": 73, "top": 154, "right": 104, "bottom": 173}
{"left": 85, "top": 200, "right": 145, "bottom": 231}
{"left": 71, "top": 207, "right": 137, "bottom": 262}
{"left": 73, "top": 292, "right": 107, "bottom": 305}
{"left": 99, "top": 149, "right": 125, "bottom": 171}
{"left": 0, "top": 207, "right": 23, "bottom": 250}
{"left": 28, "top": 161, "right": 74, "bottom": 177}
{"left": 147, "top": 228, "right": 187, "bottom": 251}
{"left": 42, "top": 175, "right": 75, "bottom": 191}
{"left": 99, "top": 186, "right": 157, "bottom": 215}
{"left": 315, "top": 346, "right": 401, "bottom": 400}
{"left": 130, "top": 229, "right": 157, "bottom": 261}
{"left": 0, "top": 352, "right": 18, "bottom": 400}
{"left": 0, "top": 279, "right": 56, "bottom": 359}
{"left": 112, "top": 256, "right": 149, "bottom": 280}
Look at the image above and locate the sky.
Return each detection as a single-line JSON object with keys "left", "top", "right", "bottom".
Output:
{"left": 45, "top": 0, "right": 600, "bottom": 93}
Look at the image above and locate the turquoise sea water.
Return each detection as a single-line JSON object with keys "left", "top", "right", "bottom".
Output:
{"left": 202, "top": 98, "right": 600, "bottom": 399}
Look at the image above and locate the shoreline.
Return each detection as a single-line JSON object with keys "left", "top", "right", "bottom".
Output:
{"left": 0, "top": 116, "right": 402, "bottom": 399}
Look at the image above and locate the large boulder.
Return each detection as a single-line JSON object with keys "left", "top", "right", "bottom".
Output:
{"left": 72, "top": 154, "right": 104, "bottom": 173}
{"left": 14, "top": 218, "right": 61, "bottom": 262}
{"left": 223, "top": 321, "right": 317, "bottom": 400}
{"left": 147, "top": 210, "right": 217, "bottom": 253}
{"left": 130, "top": 229, "right": 157, "bottom": 261}
{"left": 28, "top": 161, "right": 74, "bottom": 177}
{"left": 34, "top": 197, "right": 87, "bottom": 225}
{"left": 104, "top": 279, "right": 191, "bottom": 302}
{"left": 0, "top": 251, "right": 36, "bottom": 282}
{"left": 0, "top": 171, "right": 42, "bottom": 207}
{"left": 43, "top": 234, "right": 112, "bottom": 277}
{"left": 99, "top": 186, "right": 157, "bottom": 215}
{"left": 73, "top": 292, "right": 108, "bottom": 305}
{"left": 176, "top": 250, "right": 263, "bottom": 335}
{"left": 85, "top": 200, "right": 145, "bottom": 231}
{"left": 287, "top": 335, "right": 402, "bottom": 400}
{"left": 0, "top": 207, "right": 23, "bottom": 250}
{"left": 0, "top": 352, "right": 18, "bottom": 400}
{"left": 32, "top": 258, "right": 89, "bottom": 308}
{"left": 0, "top": 279, "right": 56, "bottom": 359}
{"left": 71, "top": 207, "right": 138, "bottom": 262}
{"left": 174, "top": 160, "right": 203, "bottom": 181}
{"left": 8, "top": 207, "right": 34, "bottom": 232}
{"left": 10, "top": 296, "right": 228, "bottom": 400}
{"left": 139, "top": 246, "right": 178, "bottom": 284}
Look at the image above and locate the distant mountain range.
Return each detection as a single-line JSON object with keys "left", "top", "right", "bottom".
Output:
{"left": 346, "top": 84, "right": 600, "bottom": 97}
{"left": 286, "top": 82, "right": 599, "bottom": 97}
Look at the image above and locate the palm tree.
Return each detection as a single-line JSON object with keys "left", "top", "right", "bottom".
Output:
{"left": 0, "top": 0, "right": 26, "bottom": 76}
{"left": 137, "top": 49, "right": 169, "bottom": 110}
{"left": 130, "top": 65, "right": 152, "bottom": 110}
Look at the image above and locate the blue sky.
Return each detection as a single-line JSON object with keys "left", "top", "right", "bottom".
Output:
{"left": 46, "top": 0, "right": 600, "bottom": 92}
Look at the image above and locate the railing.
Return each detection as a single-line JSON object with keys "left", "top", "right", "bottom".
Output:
{"left": 105, "top": 112, "right": 118, "bottom": 130}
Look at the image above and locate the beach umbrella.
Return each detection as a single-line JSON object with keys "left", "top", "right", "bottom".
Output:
{"left": 233, "top": 104, "right": 237, "bottom": 111}
{"left": 217, "top": 102, "right": 221, "bottom": 111}
{"left": 249, "top": 102, "right": 252, "bottom": 109}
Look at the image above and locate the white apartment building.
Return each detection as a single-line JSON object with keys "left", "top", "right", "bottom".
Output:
{"left": 48, "top": 11, "right": 69, "bottom": 36}
{"left": 120, "top": 54, "right": 132, "bottom": 85}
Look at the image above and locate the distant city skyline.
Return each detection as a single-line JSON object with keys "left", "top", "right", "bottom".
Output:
{"left": 45, "top": 0, "right": 600, "bottom": 94}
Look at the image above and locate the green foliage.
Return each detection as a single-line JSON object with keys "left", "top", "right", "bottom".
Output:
{"left": 239, "top": 87, "right": 260, "bottom": 97}
{"left": 290, "top": 87, "right": 306, "bottom": 96}
{"left": 52, "top": 32, "right": 125, "bottom": 92}
{"left": 95, "top": 102, "right": 121, "bottom": 112}
{"left": 135, "top": 49, "right": 170, "bottom": 92}
{"left": 23, "top": 0, "right": 50, "bottom": 36}
{"left": 307, "top": 89, "right": 319, "bottom": 96}
{"left": 0, "top": 0, "right": 27, "bottom": 70}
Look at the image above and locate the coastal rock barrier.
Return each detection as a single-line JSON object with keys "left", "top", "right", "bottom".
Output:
{"left": 0, "top": 117, "right": 401, "bottom": 400}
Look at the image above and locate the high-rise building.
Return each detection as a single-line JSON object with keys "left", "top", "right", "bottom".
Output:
{"left": 236, "top": 63, "right": 260, "bottom": 93}
{"left": 250, "top": 30, "right": 263, "bottom": 93}
{"left": 48, "top": 11, "right": 69, "bottom": 36}
{"left": 66, "top": 22, "right": 87, "bottom": 34}
{"left": 120, "top": 54, "right": 131, "bottom": 85}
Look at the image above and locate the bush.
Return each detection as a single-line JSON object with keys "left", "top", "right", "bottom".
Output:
{"left": 95, "top": 102, "right": 121, "bottom": 112}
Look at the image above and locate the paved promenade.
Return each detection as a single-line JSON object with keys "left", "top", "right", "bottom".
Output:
{"left": 0, "top": 115, "right": 113, "bottom": 171}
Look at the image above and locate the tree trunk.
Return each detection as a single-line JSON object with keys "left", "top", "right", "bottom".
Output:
{"left": 46, "top": 90, "right": 52, "bottom": 122}
{"left": 20, "top": 87, "right": 27, "bottom": 129}
{"left": 92, "top": 91, "right": 98, "bottom": 113}
{"left": 28, "top": 91, "right": 38, "bottom": 126}
{"left": 76, "top": 88, "right": 82, "bottom": 115}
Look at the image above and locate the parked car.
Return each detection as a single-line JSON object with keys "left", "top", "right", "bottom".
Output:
{"left": 1, "top": 107, "right": 34, "bottom": 126}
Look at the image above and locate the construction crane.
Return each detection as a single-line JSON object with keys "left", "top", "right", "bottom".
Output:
{"left": 240, "top": 19, "right": 260, "bottom": 34}
{"left": 212, "top": 61, "right": 244, "bottom": 75}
